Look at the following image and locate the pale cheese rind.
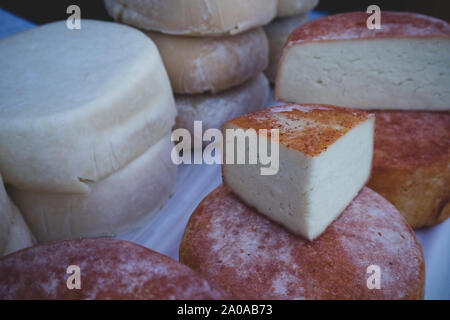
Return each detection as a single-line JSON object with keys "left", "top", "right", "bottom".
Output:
{"left": 9, "top": 136, "right": 177, "bottom": 243}
{"left": 0, "top": 20, "right": 176, "bottom": 193}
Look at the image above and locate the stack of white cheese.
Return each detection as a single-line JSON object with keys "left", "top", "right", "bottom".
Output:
{"left": 264, "top": 0, "right": 319, "bottom": 82}
{"left": 0, "top": 20, "right": 178, "bottom": 243}
{"left": 105, "top": 0, "right": 274, "bottom": 144}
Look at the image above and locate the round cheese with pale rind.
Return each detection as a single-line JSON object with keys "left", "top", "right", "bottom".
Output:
{"left": 175, "top": 73, "right": 270, "bottom": 144}
{"left": 9, "top": 136, "right": 177, "bottom": 243}
{"left": 277, "top": 0, "right": 319, "bottom": 17}
{"left": 105, "top": 0, "right": 277, "bottom": 36}
{"left": 0, "top": 20, "right": 176, "bottom": 193}
{"left": 145, "top": 27, "right": 269, "bottom": 94}
{"left": 180, "top": 185, "right": 425, "bottom": 300}
{"left": 0, "top": 238, "right": 229, "bottom": 300}
{"left": 0, "top": 174, "right": 35, "bottom": 257}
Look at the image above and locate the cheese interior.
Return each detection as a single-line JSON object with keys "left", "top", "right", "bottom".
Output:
{"left": 277, "top": 38, "right": 450, "bottom": 110}
{"left": 223, "top": 118, "right": 374, "bottom": 240}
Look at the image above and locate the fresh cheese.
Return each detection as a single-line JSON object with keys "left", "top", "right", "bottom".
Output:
{"left": 275, "top": 12, "right": 450, "bottom": 111}
{"left": 277, "top": 0, "right": 319, "bottom": 18}
{"left": 145, "top": 28, "right": 269, "bottom": 94}
{"left": 9, "top": 136, "right": 177, "bottom": 243}
{"left": 0, "top": 174, "right": 35, "bottom": 256}
{"left": 105, "top": 0, "right": 277, "bottom": 36}
{"left": 0, "top": 20, "right": 176, "bottom": 193}
{"left": 222, "top": 104, "right": 375, "bottom": 241}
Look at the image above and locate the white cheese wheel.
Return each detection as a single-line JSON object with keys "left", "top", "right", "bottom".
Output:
{"left": 264, "top": 14, "right": 309, "bottom": 83}
{"left": 9, "top": 136, "right": 177, "bottom": 243}
{"left": 0, "top": 20, "right": 176, "bottom": 193}
{"left": 277, "top": 0, "right": 319, "bottom": 17}
{"left": 0, "top": 174, "right": 35, "bottom": 257}
{"left": 145, "top": 28, "right": 269, "bottom": 94}
{"left": 104, "top": 0, "right": 277, "bottom": 36}
{"left": 175, "top": 73, "right": 270, "bottom": 145}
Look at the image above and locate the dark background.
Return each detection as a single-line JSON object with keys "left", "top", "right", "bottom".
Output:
{"left": 0, "top": 0, "right": 449, "bottom": 24}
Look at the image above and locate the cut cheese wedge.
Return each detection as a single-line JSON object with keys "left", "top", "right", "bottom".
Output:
{"left": 9, "top": 136, "right": 177, "bottom": 243}
{"left": 223, "top": 104, "right": 375, "bottom": 241}
{"left": 275, "top": 12, "right": 450, "bottom": 111}
{"left": 0, "top": 174, "right": 35, "bottom": 256}
{"left": 0, "top": 20, "right": 176, "bottom": 193}
{"left": 105, "top": 0, "right": 277, "bottom": 36}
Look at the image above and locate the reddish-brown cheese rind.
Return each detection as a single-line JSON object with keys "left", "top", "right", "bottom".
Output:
{"left": 180, "top": 185, "right": 425, "bottom": 300}
{"left": 224, "top": 104, "right": 373, "bottom": 157}
{"left": 368, "top": 111, "right": 450, "bottom": 228}
{"left": 286, "top": 11, "right": 450, "bottom": 46}
{"left": 0, "top": 238, "right": 228, "bottom": 300}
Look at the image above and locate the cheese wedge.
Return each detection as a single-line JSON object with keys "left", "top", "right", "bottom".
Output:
{"left": 105, "top": 0, "right": 277, "bottom": 36}
{"left": 0, "top": 174, "right": 35, "bottom": 256}
{"left": 0, "top": 20, "right": 176, "bottom": 193}
{"left": 223, "top": 104, "right": 374, "bottom": 240}
{"left": 275, "top": 12, "right": 450, "bottom": 111}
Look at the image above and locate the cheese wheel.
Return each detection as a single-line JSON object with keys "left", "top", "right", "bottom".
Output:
{"left": 9, "top": 136, "right": 177, "bottom": 243}
{"left": 0, "top": 238, "right": 228, "bottom": 300}
{"left": 104, "top": 0, "right": 277, "bottom": 36}
{"left": 264, "top": 14, "right": 309, "bottom": 83}
{"left": 0, "top": 20, "right": 176, "bottom": 193}
{"left": 0, "top": 175, "right": 35, "bottom": 257}
{"left": 275, "top": 12, "right": 450, "bottom": 111}
{"left": 180, "top": 185, "right": 425, "bottom": 300}
{"left": 145, "top": 28, "right": 269, "bottom": 94}
{"left": 174, "top": 73, "right": 270, "bottom": 144}
{"left": 277, "top": 0, "right": 319, "bottom": 17}
{"left": 368, "top": 111, "right": 450, "bottom": 229}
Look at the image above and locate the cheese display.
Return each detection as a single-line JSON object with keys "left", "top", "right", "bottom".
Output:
{"left": 222, "top": 105, "right": 374, "bottom": 241}
{"left": 277, "top": 0, "right": 319, "bottom": 17}
{"left": 105, "top": 0, "right": 277, "bottom": 36}
{"left": 9, "top": 136, "right": 177, "bottom": 243}
{"left": 275, "top": 12, "right": 450, "bottom": 111}
{"left": 0, "top": 238, "right": 228, "bottom": 299}
{"left": 368, "top": 111, "right": 450, "bottom": 229}
{"left": 180, "top": 185, "right": 425, "bottom": 299}
{"left": 264, "top": 14, "right": 309, "bottom": 83}
{"left": 175, "top": 73, "right": 270, "bottom": 143}
{"left": 145, "top": 28, "right": 269, "bottom": 94}
{"left": 0, "top": 20, "right": 176, "bottom": 193}
{"left": 0, "top": 174, "right": 35, "bottom": 257}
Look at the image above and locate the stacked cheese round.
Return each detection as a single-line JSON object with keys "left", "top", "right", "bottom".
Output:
{"left": 0, "top": 238, "right": 228, "bottom": 300}
{"left": 0, "top": 174, "right": 35, "bottom": 257}
{"left": 0, "top": 20, "right": 177, "bottom": 242}
{"left": 105, "top": 1, "right": 272, "bottom": 141}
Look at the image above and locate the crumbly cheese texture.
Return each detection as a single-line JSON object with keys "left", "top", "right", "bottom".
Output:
{"left": 264, "top": 14, "right": 309, "bottom": 82}
{"left": 277, "top": 0, "right": 319, "bottom": 18}
{"left": 0, "top": 20, "right": 176, "bottom": 193}
{"left": 0, "top": 175, "right": 35, "bottom": 256}
{"left": 223, "top": 104, "right": 374, "bottom": 241}
{"left": 9, "top": 136, "right": 177, "bottom": 243}
{"left": 175, "top": 73, "right": 270, "bottom": 144}
{"left": 145, "top": 28, "right": 269, "bottom": 94}
{"left": 275, "top": 12, "right": 450, "bottom": 111}
{"left": 105, "top": 0, "right": 277, "bottom": 36}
